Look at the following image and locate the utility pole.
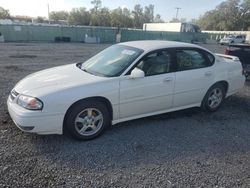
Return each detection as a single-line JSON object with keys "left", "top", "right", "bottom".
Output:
{"left": 47, "top": 4, "right": 50, "bottom": 24}
{"left": 175, "top": 7, "right": 181, "bottom": 20}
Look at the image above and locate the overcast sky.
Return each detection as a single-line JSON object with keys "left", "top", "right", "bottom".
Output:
{"left": 0, "top": 0, "right": 225, "bottom": 21}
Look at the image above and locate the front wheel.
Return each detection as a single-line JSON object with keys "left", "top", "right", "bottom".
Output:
{"left": 202, "top": 84, "right": 226, "bottom": 112}
{"left": 65, "top": 100, "right": 110, "bottom": 140}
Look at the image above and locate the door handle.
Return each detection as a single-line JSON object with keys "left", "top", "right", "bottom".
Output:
{"left": 205, "top": 72, "right": 212, "bottom": 77}
{"left": 163, "top": 77, "right": 173, "bottom": 83}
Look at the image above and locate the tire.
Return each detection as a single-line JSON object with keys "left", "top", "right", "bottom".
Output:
{"left": 65, "top": 100, "right": 110, "bottom": 140}
{"left": 201, "top": 83, "right": 226, "bottom": 112}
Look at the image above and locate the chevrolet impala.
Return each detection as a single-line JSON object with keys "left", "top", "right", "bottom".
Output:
{"left": 7, "top": 41, "right": 245, "bottom": 140}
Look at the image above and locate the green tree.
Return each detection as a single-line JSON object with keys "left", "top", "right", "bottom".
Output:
{"left": 197, "top": 0, "right": 250, "bottom": 30}
{"left": 90, "top": 7, "right": 110, "bottom": 26}
{"left": 169, "top": 18, "right": 180, "bottom": 23}
{"left": 110, "top": 7, "right": 133, "bottom": 28}
{"left": 36, "top": 16, "right": 46, "bottom": 23}
{"left": 68, "top": 7, "right": 90, "bottom": 25}
{"left": 0, "top": 7, "right": 10, "bottom": 19}
{"left": 91, "top": 0, "right": 102, "bottom": 12}
{"left": 169, "top": 17, "right": 186, "bottom": 23}
{"left": 154, "top": 14, "right": 164, "bottom": 23}
{"left": 110, "top": 8, "right": 123, "bottom": 27}
{"left": 132, "top": 4, "right": 144, "bottom": 28}
{"left": 122, "top": 8, "right": 133, "bottom": 28}
{"left": 90, "top": 0, "right": 110, "bottom": 26}
{"left": 241, "top": 0, "right": 250, "bottom": 30}
{"left": 98, "top": 7, "right": 111, "bottom": 26}
{"left": 143, "top": 4, "right": 154, "bottom": 23}
{"left": 50, "top": 11, "right": 69, "bottom": 22}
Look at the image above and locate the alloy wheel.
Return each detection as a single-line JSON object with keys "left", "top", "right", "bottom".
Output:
{"left": 74, "top": 108, "right": 104, "bottom": 136}
{"left": 208, "top": 88, "right": 223, "bottom": 109}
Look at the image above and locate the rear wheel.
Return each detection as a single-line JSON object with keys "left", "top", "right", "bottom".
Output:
{"left": 65, "top": 100, "right": 110, "bottom": 140}
{"left": 202, "top": 84, "right": 226, "bottom": 112}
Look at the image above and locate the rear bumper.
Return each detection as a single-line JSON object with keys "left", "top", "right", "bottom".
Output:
{"left": 226, "top": 75, "right": 246, "bottom": 97}
{"left": 7, "top": 97, "right": 64, "bottom": 135}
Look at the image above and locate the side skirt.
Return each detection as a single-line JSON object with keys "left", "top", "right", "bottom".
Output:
{"left": 112, "top": 103, "right": 201, "bottom": 125}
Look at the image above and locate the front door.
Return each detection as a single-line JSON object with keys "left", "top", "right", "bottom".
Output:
{"left": 119, "top": 49, "right": 175, "bottom": 119}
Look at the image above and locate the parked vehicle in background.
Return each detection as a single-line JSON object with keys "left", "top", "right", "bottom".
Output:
{"left": 225, "top": 43, "right": 250, "bottom": 78}
{"left": 143, "top": 22, "right": 201, "bottom": 33}
{"left": 220, "top": 34, "right": 246, "bottom": 45}
{"left": 7, "top": 41, "right": 245, "bottom": 140}
{"left": 143, "top": 22, "right": 204, "bottom": 43}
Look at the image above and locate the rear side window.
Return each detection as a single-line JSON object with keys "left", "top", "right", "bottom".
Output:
{"left": 175, "top": 49, "right": 212, "bottom": 71}
{"left": 205, "top": 52, "right": 215, "bottom": 64}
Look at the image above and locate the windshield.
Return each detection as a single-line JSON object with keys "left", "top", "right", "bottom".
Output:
{"left": 81, "top": 45, "right": 143, "bottom": 77}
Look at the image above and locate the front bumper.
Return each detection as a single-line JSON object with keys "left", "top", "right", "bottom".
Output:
{"left": 7, "top": 96, "right": 64, "bottom": 135}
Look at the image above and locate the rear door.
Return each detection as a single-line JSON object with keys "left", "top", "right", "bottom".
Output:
{"left": 172, "top": 48, "right": 215, "bottom": 108}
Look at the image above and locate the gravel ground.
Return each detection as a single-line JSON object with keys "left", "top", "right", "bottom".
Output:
{"left": 0, "top": 42, "right": 250, "bottom": 187}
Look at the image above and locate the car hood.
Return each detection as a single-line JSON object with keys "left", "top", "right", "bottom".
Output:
{"left": 14, "top": 64, "right": 107, "bottom": 96}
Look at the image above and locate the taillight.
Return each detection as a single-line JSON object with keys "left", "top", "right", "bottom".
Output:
{"left": 242, "top": 70, "right": 248, "bottom": 78}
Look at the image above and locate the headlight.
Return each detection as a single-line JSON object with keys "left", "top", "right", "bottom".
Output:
{"left": 17, "top": 95, "right": 43, "bottom": 110}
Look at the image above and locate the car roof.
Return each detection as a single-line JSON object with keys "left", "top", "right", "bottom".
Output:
{"left": 118, "top": 40, "right": 205, "bottom": 52}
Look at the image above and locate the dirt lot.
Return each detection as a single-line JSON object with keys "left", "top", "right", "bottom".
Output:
{"left": 0, "top": 42, "right": 250, "bottom": 187}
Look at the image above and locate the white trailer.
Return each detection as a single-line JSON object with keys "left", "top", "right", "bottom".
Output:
{"left": 143, "top": 22, "right": 201, "bottom": 33}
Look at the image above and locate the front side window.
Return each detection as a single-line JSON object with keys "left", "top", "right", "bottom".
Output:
{"left": 136, "top": 50, "right": 172, "bottom": 76}
{"left": 81, "top": 45, "right": 143, "bottom": 77}
{"left": 176, "top": 49, "right": 210, "bottom": 71}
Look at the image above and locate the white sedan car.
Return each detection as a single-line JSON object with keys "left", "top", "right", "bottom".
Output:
{"left": 7, "top": 41, "right": 245, "bottom": 140}
{"left": 220, "top": 35, "right": 245, "bottom": 45}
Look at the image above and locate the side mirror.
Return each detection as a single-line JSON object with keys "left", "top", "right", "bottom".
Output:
{"left": 130, "top": 67, "right": 145, "bottom": 79}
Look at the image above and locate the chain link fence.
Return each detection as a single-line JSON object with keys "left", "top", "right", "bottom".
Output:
{"left": 0, "top": 24, "right": 207, "bottom": 43}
